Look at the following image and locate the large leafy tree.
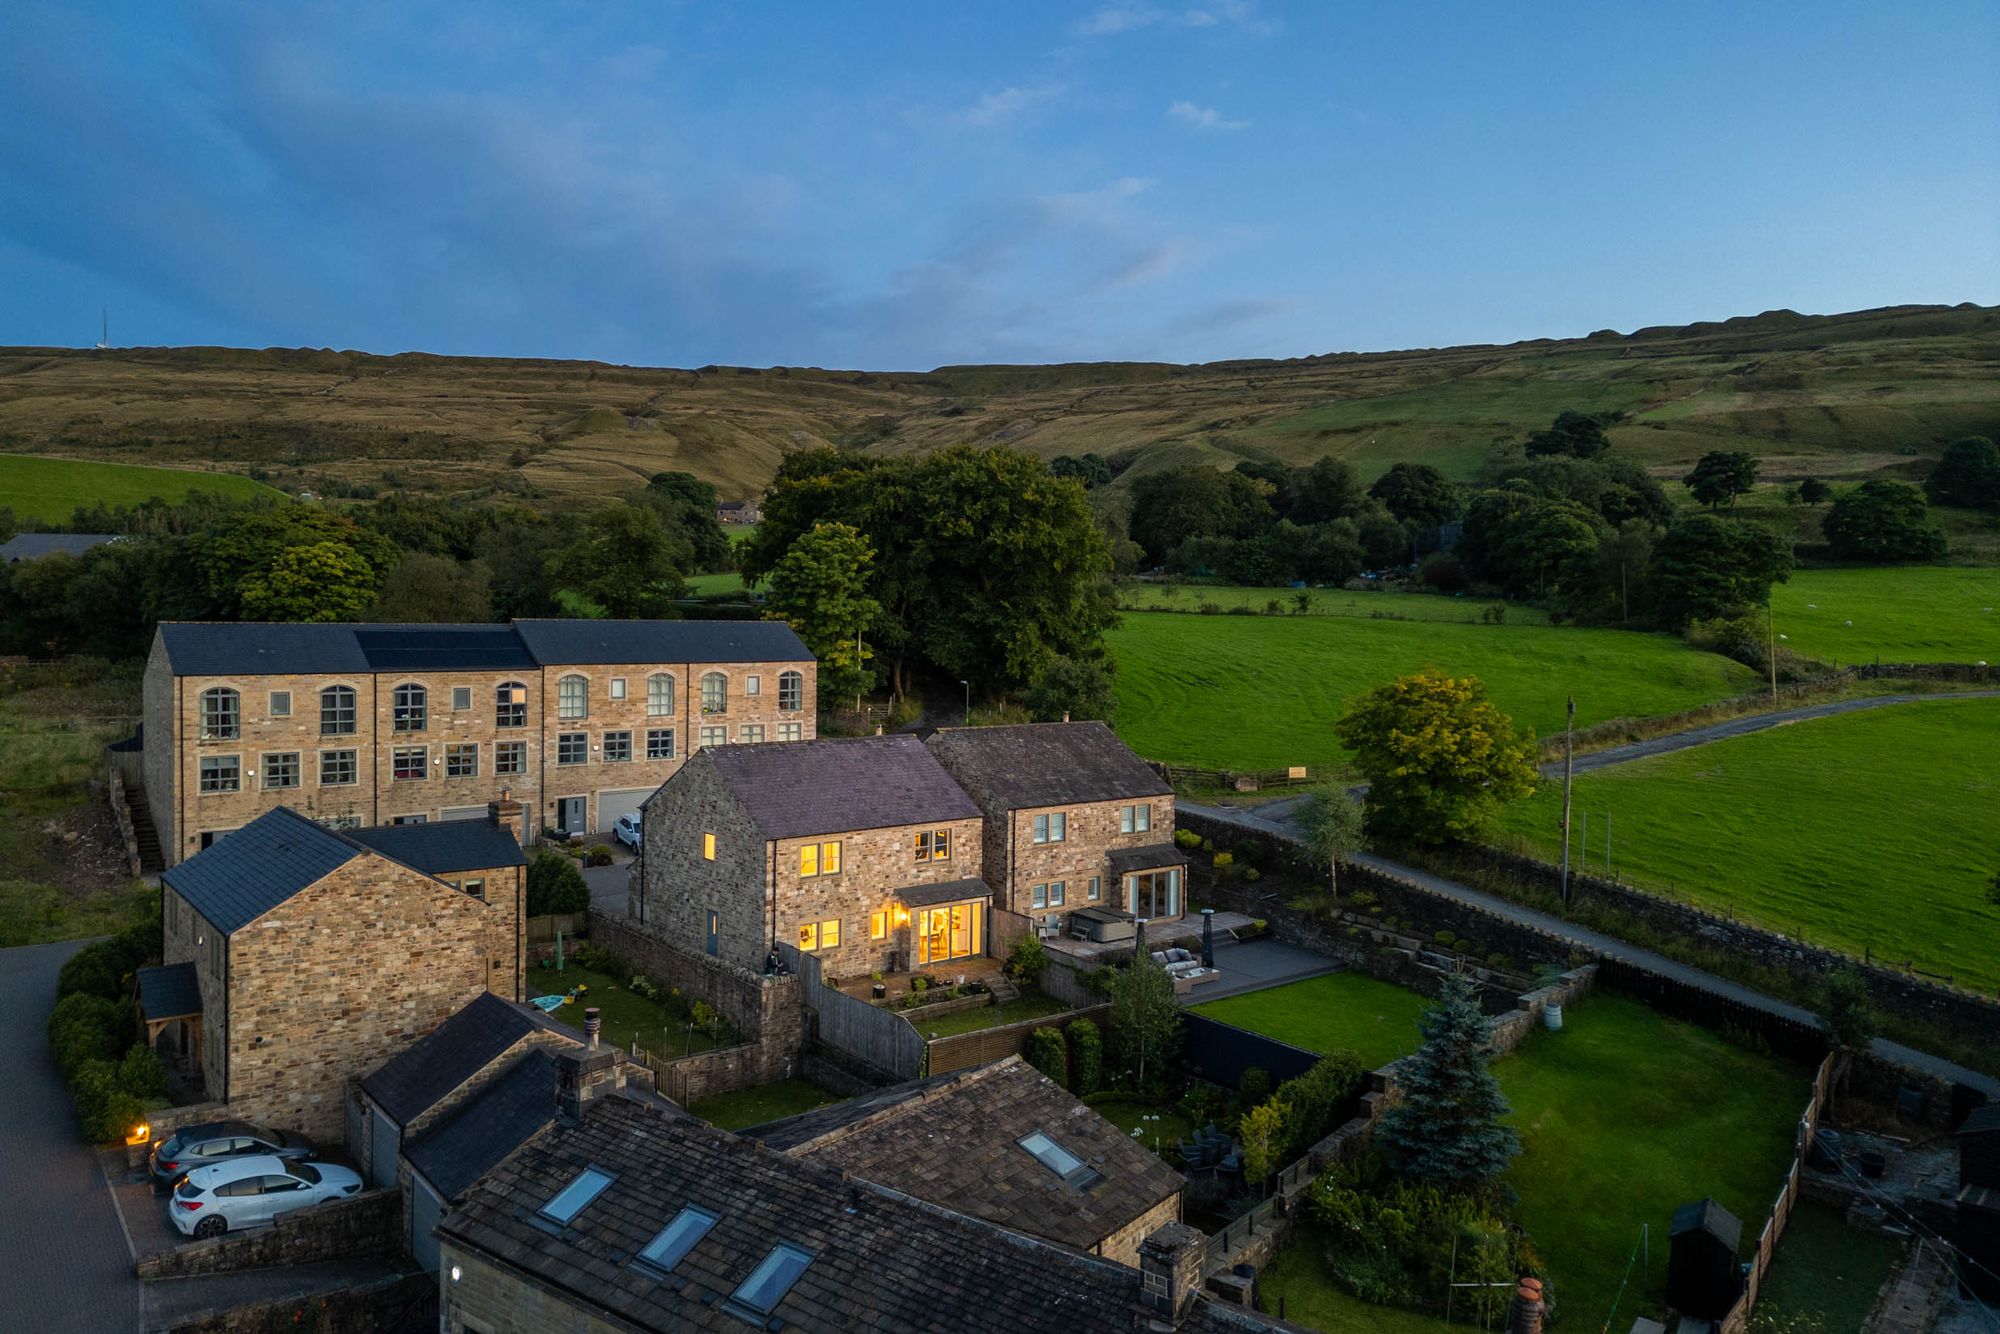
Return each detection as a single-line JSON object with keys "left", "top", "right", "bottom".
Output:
{"left": 637, "top": 471, "right": 732, "bottom": 573}
{"left": 1376, "top": 971, "right": 1521, "bottom": 1189}
{"left": 238, "top": 541, "right": 381, "bottom": 622}
{"left": 1368, "top": 462, "right": 1460, "bottom": 528}
{"left": 1457, "top": 489, "right": 1606, "bottom": 598}
{"left": 1335, "top": 670, "right": 1537, "bottom": 843}
{"left": 1523, "top": 409, "right": 1612, "bottom": 459}
{"left": 190, "top": 505, "right": 396, "bottom": 619}
{"left": 1127, "top": 465, "right": 1273, "bottom": 562}
{"left": 761, "top": 522, "right": 881, "bottom": 706}
{"left": 1822, "top": 480, "right": 1948, "bottom": 562}
{"left": 1682, "top": 451, "right": 1760, "bottom": 508}
{"left": 1022, "top": 655, "right": 1117, "bottom": 723}
{"left": 1643, "top": 514, "right": 1792, "bottom": 627}
{"left": 545, "top": 505, "right": 691, "bottom": 618}
{"left": 367, "top": 553, "right": 494, "bottom": 622}
{"left": 1924, "top": 436, "right": 2000, "bottom": 512}
{"left": 1287, "top": 456, "right": 1366, "bottom": 525}
{"left": 1108, "top": 953, "right": 1182, "bottom": 1089}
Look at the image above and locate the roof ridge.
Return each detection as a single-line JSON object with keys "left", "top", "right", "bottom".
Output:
{"left": 779, "top": 1057, "right": 1022, "bottom": 1154}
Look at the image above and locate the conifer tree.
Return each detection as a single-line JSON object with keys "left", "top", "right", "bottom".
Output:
{"left": 1377, "top": 971, "right": 1521, "bottom": 1190}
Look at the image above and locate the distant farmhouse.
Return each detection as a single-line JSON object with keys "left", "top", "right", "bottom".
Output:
{"left": 0, "top": 532, "right": 121, "bottom": 561}
{"left": 714, "top": 498, "right": 761, "bottom": 525}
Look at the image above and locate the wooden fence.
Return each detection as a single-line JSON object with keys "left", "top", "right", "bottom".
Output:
{"left": 925, "top": 1003, "right": 1111, "bottom": 1077}
{"left": 782, "top": 943, "right": 925, "bottom": 1081}
{"left": 1149, "top": 761, "right": 1311, "bottom": 792}
{"left": 1719, "top": 1053, "right": 1835, "bottom": 1333}
{"left": 526, "top": 913, "right": 588, "bottom": 946}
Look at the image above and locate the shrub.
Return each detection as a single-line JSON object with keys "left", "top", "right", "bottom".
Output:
{"left": 117, "top": 1045, "right": 171, "bottom": 1100}
{"left": 628, "top": 973, "right": 662, "bottom": 1002}
{"left": 527, "top": 850, "right": 591, "bottom": 916}
{"left": 1274, "top": 1051, "right": 1366, "bottom": 1157}
{"left": 1067, "top": 1018, "right": 1103, "bottom": 1096}
{"left": 585, "top": 844, "right": 615, "bottom": 867}
{"left": 1175, "top": 830, "right": 1203, "bottom": 850}
{"left": 689, "top": 1000, "right": 724, "bottom": 1040}
{"left": 1238, "top": 1065, "right": 1272, "bottom": 1106}
{"left": 1024, "top": 1026, "right": 1069, "bottom": 1089}
{"left": 571, "top": 941, "right": 620, "bottom": 973}
{"left": 57, "top": 918, "right": 161, "bottom": 1002}
{"left": 48, "top": 993, "right": 131, "bottom": 1079}
{"left": 1239, "top": 1098, "right": 1287, "bottom": 1187}
{"left": 1212, "top": 852, "right": 1234, "bottom": 869}
{"left": 71, "top": 1060, "right": 146, "bottom": 1143}
{"left": 1244, "top": 868, "right": 1262, "bottom": 882}
{"left": 1003, "top": 935, "right": 1050, "bottom": 989}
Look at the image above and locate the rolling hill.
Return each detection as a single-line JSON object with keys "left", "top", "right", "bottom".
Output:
{"left": 1, "top": 303, "right": 1994, "bottom": 510}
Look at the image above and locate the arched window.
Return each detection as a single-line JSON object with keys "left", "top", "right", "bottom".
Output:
{"left": 558, "top": 674, "right": 589, "bottom": 720}
{"left": 700, "top": 672, "right": 728, "bottom": 715}
{"left": 392, "top": 682, "right": 427, "bottom": 733}
{"left": 778, "top": 671, "right": 804, "bottom": 713}
{"left": 647, "top": 673, "right": 675, "bottom": 716}
{"left": 496, "top": 680, "right": 527, "bottom": 729}
{"left": 320, "top": 685, "right": 357, "bottom": 736}
{"left": 199, "top": 688, "right": 240, "bottom": 740}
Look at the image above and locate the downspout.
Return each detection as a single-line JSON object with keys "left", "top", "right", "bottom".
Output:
{"left": 176, "top": 676, "right": 185, "bottom": 863}
{"left": 515, "top": 863, "right": 525, "bottom": 1000}
{"left": 369, "top": 673, "right": 380, "bottom": 827}
{"left": 538, "top": 670, "right": 548, "bottom": 840}
{"left": 768, "top": 837, "right": 778, "bottom": 954}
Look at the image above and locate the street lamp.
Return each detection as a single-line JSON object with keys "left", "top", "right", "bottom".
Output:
{"left": 960, "top": 680, "right": 970, "bottom": 725}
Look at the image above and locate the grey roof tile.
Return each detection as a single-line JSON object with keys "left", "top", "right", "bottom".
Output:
{"left": 702, "top": 735, "right": 980, "bottom": 840}
{"left": 160, "top": 807, "right": 361, "bottom": 933}
{"left": 405, "top": 1050, "right": 560, "bottom": 1200}
{"left": 348, "top": 820, "right": 526, "bottom": 876}
{"left": 0, "top": 533, "right": 121, "bottom": 561}
{"left": 513, "top": 619, "right": 811, "bottom": 665}
{"left": 360, "top": 992, "right": 554, "bottom": 1125}
{"left": 926, "top": 721, "right": 1169, "bottom": 810}
{"left": 892, "top": 877, "right": 992, "bottom": 908}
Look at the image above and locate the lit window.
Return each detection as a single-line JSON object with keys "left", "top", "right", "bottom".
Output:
{"left": 495, "top": 742, "right": 526, "bottom": 775}
{"left": 558, "top": 674, "right": 589, "bottom": 720}
{"left": 634, "top": 1206, "right": 718, "bottom": 1275}
{"left": 199, "top": 755, "right": 240, "bottom": 793}
{"left": 446, "top": 743, "right": 479, "bottom": 778}
{"left": 261, "top": 752, "right": 300, "bottom": 790}
{"left": 1032, "top": 812, "right": 1066, "bottom": 844}
{"left": 800, "top": 844, "right": 817, "bottom": 877}
{"left": 452, "top": 686, "right": 472, "bottom": 711}
{"left": 320, "top": 686, "right": 357, "bottom": 736}
{"left": 496, "top": 681, "right": 528, "bottom": 729}
{"left": 702, "top": 832, "right": 716, "bottom": 860}
{"left": 646, "top": 728, "right": 675, "bottom": 760}
{"left": 822, "top": 842, "right": 841, "bottom": 874}
{"left": 778, "top": 722, "right": 803, "bottom": 742}
{"left": 647, "top": 673, "right": 675, "bottom": 716}
{"left": 778, "top": 671, "right": 803, "bottom": 712}
{"left": 539, "top": 1165, "right": 615, "bottom": 1226}
{"left": 915, "top": 829, "right": 951, "bottom": 862}
{"left": 320, "top": 750, "right": 357, "bottom": 786}
{"left": 393, "top": 747, "right": 428, "bottom": 781}
{"left": 869, "top": 912, "right": 887, "bottom": 941}
{"left": 603, "top": 731, "right": 632, "bottom": 763}
{"left": 268, "top": 690, "right": 291, "bottom": 719}
{"left": 821, "top": 918, "right": 840, "bottom": 948}
{"left": 798, "top": 920, "right": 817, "bottom": 951}
{"left": 700, "top": 672, "right": 727, "bottom": 715}
{"left": 609, "top": 677, "right": 627, "bottom": 701}
{"left": 557, "top": 733, "right": 587, "bottom": 765}
{"left": 200, "top": 688, "right": 240, "bottom": 740}
{"left": 392, "top": 683, "right": 427, "bottom": 733}
{"left": 730, "top": 1243, "right": 814, "bottom": 1318}
{"left": 1121, "top": 804, "right": 1152, "bottom": 835}
{"left": 1018, "top": 1131, "right": 1101, "bottom": 1187}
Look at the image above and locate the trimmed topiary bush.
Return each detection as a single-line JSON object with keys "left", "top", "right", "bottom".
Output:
{"left": 1067, "top": 1018, "right": 1103, "bottom": 1096}
{"left": 1024, "top": 1026, "right": 1069, "bottom": 1089}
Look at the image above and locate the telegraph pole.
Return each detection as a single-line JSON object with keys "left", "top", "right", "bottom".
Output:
{"left": 1768, "top": 599, "right": 1779, "bottom": 705}
{"left": 1560, "top": 697, "right": 1574, "bottom": 907}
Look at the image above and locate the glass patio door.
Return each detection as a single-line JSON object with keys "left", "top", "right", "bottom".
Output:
{"left": 1124, "top": 869, "right": 1181, "bottom": 919}
{"left": 918, "top": 903, "right": 983, "bottom": 965}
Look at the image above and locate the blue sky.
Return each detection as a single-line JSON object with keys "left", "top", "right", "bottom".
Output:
{"left": 2, "top": 1, "right": 1995, "bottom": 368}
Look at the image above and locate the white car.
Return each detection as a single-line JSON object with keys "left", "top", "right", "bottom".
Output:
{"left": 613, "top": 813, "right": 642, "bottom": 850}
{"left": 170, "top": 1155, "right": 363, "bottom": 1239}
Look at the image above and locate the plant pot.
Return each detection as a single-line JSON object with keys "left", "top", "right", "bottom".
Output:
{"left": 871, "top": 983, "right": 887, "bottom": 1000}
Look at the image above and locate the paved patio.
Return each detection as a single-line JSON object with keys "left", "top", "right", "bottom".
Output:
{"left": 1044, "top": 910, "right": 1255, "bottom": 963}
{"left": 834, "top": 955, "right": 1005, "bottom": 1003}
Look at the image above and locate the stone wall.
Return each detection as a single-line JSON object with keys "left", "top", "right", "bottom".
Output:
{"left": 135, "top": 1188, "right": 400, "bottom": 1279}
{"left": 642, "top": 1040, "right": 785, "bottom": 1106}
{"left": 439, "top": 1244, "right": 627, "bottom": 1334}
{"left": 767, "top": 813, "right": 984, "bottom": 977}
{"left": 158, "top": 1270, "right": 436, "bottom": 1334}
{"left": 1000, "top": 794, "right": 1175, "bottom": 920}
{"left": 636, "top": 756, "right": 767, "bottom": 969}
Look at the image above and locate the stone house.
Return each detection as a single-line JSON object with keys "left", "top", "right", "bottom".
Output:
{"left": 634, "top": 735, "right": 987, "bottom": 977}
{"left": 434, "top": 1087, "right": 1270, "bottom": 1334}
{"left": 746, "top": 1055, "right": 1184, "bottom": 1267}
{"left": 141, "top": 805, "right": 526, "bottom": 1141}
{"left": 926, "top": 721, "right": 1186, "bottom": 933}
{"left": 140, "top": 618, "right": 815, "bottom": 865}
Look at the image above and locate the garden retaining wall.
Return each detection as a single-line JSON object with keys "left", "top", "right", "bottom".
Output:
{"left": 135, "top": 1189, "right": 400, "bottom": 1279}
{"left": 153, "top": 1269, "right": 435, "bottom": 1334}
{"left": 926, "top": 1003, "right": 1112, "bottom": 1078}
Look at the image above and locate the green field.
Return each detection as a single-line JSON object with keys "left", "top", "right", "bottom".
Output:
{"left": 1244, "top": 991, "right": 1806, "bottom": 1331}
{"left": 1491, "top": 696, "right": 2000, "bottom": 991}
{"left": 1775, "top": 566, "right": 2000, "bottom": 665}
{"left": 1115, "top": 583, "right": 1552, "bottom": 625}
{"left": 1108, "top": 610, "right": 1758, "bottom": 775}
{"left": 0, "top": 453, "right": 279, "bottom": 524}
{"left": 684, "top": 571, "right": 753, "bottom": 597}
{"left": 1192, "top": 970, "right": 1433, "bottom": 1070}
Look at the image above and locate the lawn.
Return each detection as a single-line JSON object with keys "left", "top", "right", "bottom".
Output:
{"left": 0, "top": 660, "right": 156, "bottom": 947}
{"left": 684, "top": 570, "right": 753, "bottom": 597}
{"left": 1114, "top": 583, "right": 1552, "bottom": 625}
{"left": 1108, "top": 610, "right": 1758, "bottom": 775}
{"left": 1774, "top": 566, "right": 2000, "bottom": 666}
{"left": 689, "top": 1077, "right": 840, "bottom": 1130}
{"left": 1244, "top": 994, "right": 1806, "bottom": 1332}
{"left": 1490, "top": 696, "right": 2000, "bottom": 991}
{"left": 1751, "top": 1203, "right": 1904, "bottom": 1333}
{"left": 907, "top": 992, "right": 1075, "bottom": 1039}
{"left": 1191, "top": 971, "right": 1432, "bottom": 1071}
{"left": 1086, "top": 1096, "right": 1196, "bottom": 1161}
{"left": 525, "top": 960, "right": 734, "bottom": 1057}
{"left": 0, "top": 453, "right": 280, "bottom": 524}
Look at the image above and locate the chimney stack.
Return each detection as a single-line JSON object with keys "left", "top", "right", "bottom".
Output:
{"left": 1507, "top": 1276, "right": 1544, "bottom": 1334}
{"left": 1135, "top": 1222, "right": 1205, "bottom": 1328}
{"left": 487, "top": 787, "right": 525, "bottom": 841}
{"left": 584, "top": 1006, "right": 601, "bottom": 1050}
{"left": 554, "top": 1046, "right": 621, "bottom": 1123}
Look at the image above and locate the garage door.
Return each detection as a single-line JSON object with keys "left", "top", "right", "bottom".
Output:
{"left": 597, "top": 787, "right": 654, "bottom": 833}
{"left": 344, "top": 1090, "right": 366, "bottom": 1162}
{"left": 369, "top": 1107, "right": 400, "bottom": 1190}
{"left": 410, "top": 1179, "right": 444, "bottom": 1272}
{"left": 439, "top": 805, "right": 486, "bottom": 822}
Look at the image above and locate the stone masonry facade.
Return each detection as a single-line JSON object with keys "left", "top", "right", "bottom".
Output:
{"left": 144, "top": 633, "right": 815, "bottom": 865}
{"left": 997, "top": 795, "right": 1178, "bottom": 923}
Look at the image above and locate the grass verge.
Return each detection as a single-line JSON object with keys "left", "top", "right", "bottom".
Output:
{"left": 1750, "top": 1202, "right": 1904, "bottom": 1333}
{"left": 1191, "top": 971, "right": 1432, "bottom": 1071}
{"left": 689, "top": 1078, "right": 839, "bottom": 1130}
{"left": 525, "top": 961, "right": 733, "bottom": 1056}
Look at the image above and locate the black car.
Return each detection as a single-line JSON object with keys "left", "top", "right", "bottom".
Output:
{"left": 148, "top": 1120, "right": 316, "bottom": 1188}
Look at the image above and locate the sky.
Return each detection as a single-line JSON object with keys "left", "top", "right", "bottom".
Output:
{"left": 2, "top": 1, "right": 1996, "bottom": 369}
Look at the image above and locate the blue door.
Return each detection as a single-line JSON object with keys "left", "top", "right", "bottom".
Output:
{"left": 706, "top": 910, "right": 719, "bottom": 957}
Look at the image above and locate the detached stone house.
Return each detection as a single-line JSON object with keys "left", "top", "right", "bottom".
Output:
{"left": 635, "top": 735, "right": 988, "bottom": 977}
{"left": 140, "top": 618, "right": 815, "bottom": 865}
{"left": 139, "top": 805, "right": 526, "bottom": 1141}
{"left": 747, "top": 1054, "right": 1185, "bottom": 1267}
{"left": 926, "top": 721, "right": 1186, "bottom": 933}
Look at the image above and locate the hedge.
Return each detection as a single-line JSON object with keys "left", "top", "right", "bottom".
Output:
{"left": 528, "top": 851, "right": 591, "bottom": 916}
{"left": 1024, "top": 1027, "right": 1069, "bottom": 1089}
{"left": 1067, "top": 1018, "right": 1104, "bottom": 1096}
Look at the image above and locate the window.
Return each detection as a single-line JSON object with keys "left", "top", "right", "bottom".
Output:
{"left": 558, "top": 674, "right": 588, "bottom": 720}
{"left": 1031, "top": 883, "right": 1048, "bottom": 910}
{"left": 393, "top": 747, "right": 428, "bottom": 781}
{"left": 460, "top": 878, "right": 485, "bottom": 901}
{"left": 700, "top": 672, "right": 727, "bottom": 714}
{"left": 778, "top": 722, "right": 803, "bottom": 742}
{"left": 267, "top": 690, "right": 291, "bottom": 719}
{"left": 1032, "top": 812, "right": 1067, "bottom": 844}
{"left": 745, "top": 674, "right": 761, "bottom": 697}
{"left": 199, "top": 688, "right": 240, "bottom": 740}
{"left": 445, "top": 743, "right": 479, "bottom": 778}
{"left": 392, "top": 682, "right": 427, "bottom": 732}
{"left": 702, "top": 832, "right": 716, "bottom": 860}
{"left": 557, "top": 733, "right": 587, "bottom": 766}
{"left": 645, "top": 728, "right": 675, "bottom": 760}
{"left": 799, "top": 841, "right": 841, "bottom": 877}
{"left": 320, "top": 750, "right": 357, "bottom": 786}
{"left": 1088, "top": 876, "right": 1101, "bottom": 902}
{"left": 261, "top": 752, "right": 300, "bottom": 790}
{"left": 1018, "top": 1131, "right": 1101, "bottom": 1188}
{"left": 452, "top": 686, "right": 472, "bottom": 711}
{"left": 602, "top": 731, "right": 632, "bottom": 763}
{"left": 730, "top": 1242, "right": 814, "bottom": 1318}
{"left": 609, "top": 677, "right": 627, "bottom": 701}
{"left": 797, "top": 919, "right": 840, "bottom": 951}
{"left": 739, "top": 724, "right": 764, "bottom": 744}
{"left": 392, "top": 813, "right": 427, "bottom": 826}
{"left": 634, "top": 1206, "right": 718, "bottom": 1275}
{"left": 1121, "top": 803, "right": 1153, "bottom": 835}
{"left": 869, "top": 912, "right": 887, "bottom": 940}
{"left": 1048, "top": 880, "right": 1066, "bottom": 907}
{"left": 495, "top": 741, "right": 526, "bottom": 775}
{"left": 320, "top": 686, "right": 356, "bottom": 736}
{"left": 199, "top": 755, "right": 240, "bottom": 793}
{"left": 539, "top": 1166, "right": 615, "bottom": 1226}
{"left": 778, "top": 670, "right": 803, "bottom": 712}
{"left": 699, "top": 725, "right": 727, "bottom": 749}
{"left": 914, "top": 829, "right": 952, "bottom": 862}
{"left": 647, "top": 673, "right": 675, "bottom": 716}
{"left": 496, "top": 680, "right": 528, "bottom": 729}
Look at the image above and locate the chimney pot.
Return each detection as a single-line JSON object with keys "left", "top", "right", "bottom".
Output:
{"left": 584, "top": 1006, "right": 601, "bottom": 1049}
{"left": 1506, "top": 1274, "right": 1545, "bottom": 1334}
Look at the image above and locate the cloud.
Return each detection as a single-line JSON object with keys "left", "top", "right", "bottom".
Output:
{"left": 1076, "top": 2, "right": 1276, "bottom": 37}
{"left": 1168, "top": 100, "right": 1249, "bottom": 131}
{"left": 957, "top": 82, "right": 1064, "bottom": 127}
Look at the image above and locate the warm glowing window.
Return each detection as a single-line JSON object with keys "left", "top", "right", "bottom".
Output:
{"left": 701, "top": 832, "right": 716, "bottom": 860}
{"left": 869, "top": 912, "right": 887, "bottom": 940}
{"left": 799, "top": 841, "right": 841, "bottom": 877}
{"left": 914, "top": 829, "right": 951, "bottom": 862}
{"left": 797, "top": 919, "right": 839, "bottom": 951}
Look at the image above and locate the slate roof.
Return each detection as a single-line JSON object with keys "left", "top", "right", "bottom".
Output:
{"left": 926, "top": 721, "right": 1170, "bottom": 810}
{"left": 348, "top": 820, "right": 526, "bottom": 877}
{"left": 1670, "top": 1197, "right": 1742, "bottom": 1250}
{"left": 436, "top": 1094, "right": 1168, "bottom": 1334}
{"left": 513, "top": 619, "right": 810, "bottom": 665}
{"left": 1108, "top": 842, "right": 1190, "bottom": 875}
{"left": 1959, "top": 1105, "right": 2000, "bottom": 1137}
{"left": 136, "top": 962, "right": 202, "bottom": 1021}
{"left": 155, "top": 618, "right": 812, "bottom": 677}
{"left": 405, "top": 1050, "right": 560, "bottom": 1200}
{"left": 703, "top": 734, "right": 981, "bottom": 840}
{"left": 893, "top": 877, "right": 992, "bottom": 908}
{"left": 161, "top": 807, "right": 363, "bottom": 934}
{"left": 745, "top": 1056, "right": 1184, "bottom": 1254}
{"left": 0, "top": 532, "right": 121, "bottom": 561}
{"left": 360, "top": 992, "right": 561, "bottom": 1126}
